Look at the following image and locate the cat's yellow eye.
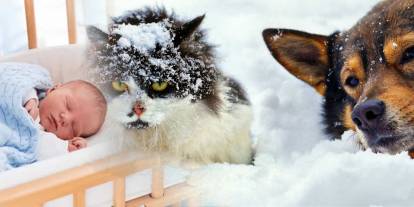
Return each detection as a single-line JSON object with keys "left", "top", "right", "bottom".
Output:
{"left": 111, "top": 81, "right": 128, "bottom": 92}
{"left": 151, "top": 82, "right": 168, "bottom": 92}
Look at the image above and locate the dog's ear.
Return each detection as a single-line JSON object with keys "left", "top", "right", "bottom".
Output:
{"left": 174, "top": 14, "right": 205, "bottom": 46}
{"left": 263, "top": 29, "right": 329, "bottom": 96}
{"left": 87, "top": 26, "right": 109, "bottom": 46}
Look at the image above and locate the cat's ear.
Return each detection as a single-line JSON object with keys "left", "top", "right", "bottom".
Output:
{"left": 173, "top": 14, "right": 205, "bottom": 46}
{"left": 263, "top": 28, "right": 329, "bottom": 96}
{"left": 87, "top": 26, "right": 109, "bottom": 46}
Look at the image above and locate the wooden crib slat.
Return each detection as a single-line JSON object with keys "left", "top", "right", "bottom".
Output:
{"left": 0, "top": 151, "right": 158, "bottom": 207}
{"left": 24, "top": 0, "right": 77, "bottom": 49}
{"left": 151, "top": 156, "right": 164, "bottom": 199}
{"left": 126, "top": 183, "right": 198, "bottom": 207}
{"left": 73, "top": 190, "right": 86, "bottom": 207}
{"left": 24, "top": 0, "right": 38, "bottom": 49}
{"left": 113, "top": 177, "right": 126, "bottom": 207}
{"left": 171, "top": 203, "right": 181, "bottom": 207}
{"left": 66, "top": 0, "right": 77, "bottom": 44}
{"left": 187, "top": 196, "right": 200, "bottom": 207}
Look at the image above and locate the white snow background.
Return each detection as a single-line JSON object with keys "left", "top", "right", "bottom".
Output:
{"left": 3, "top": 0, "right": 414, "bottom": 206}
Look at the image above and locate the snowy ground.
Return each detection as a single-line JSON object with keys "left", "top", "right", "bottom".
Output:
{"left": 4, "top": 0, "right": 414, "bottom": 206}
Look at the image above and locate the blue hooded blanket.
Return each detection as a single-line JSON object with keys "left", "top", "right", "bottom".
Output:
{"left": 0, "top": 63, "right": 52, "bottom": 171}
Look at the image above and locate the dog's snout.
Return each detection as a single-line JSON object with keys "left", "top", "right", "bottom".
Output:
{"left": 351, "top": 99, "right": 385, "bottom": 130}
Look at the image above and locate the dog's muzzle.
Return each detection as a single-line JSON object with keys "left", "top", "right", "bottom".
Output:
{"left": 351, "top": 99, "right": 385, "bottom": 132}
{"left": 351, "top": 99, "right": 396, "bottom": 148}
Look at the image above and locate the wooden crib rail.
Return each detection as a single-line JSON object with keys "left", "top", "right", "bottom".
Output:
{"left": 24, "top": 0, "right": 77, "bottom": 49}
{"left": 0, "top": 150, "right": 198, "bottom": 207}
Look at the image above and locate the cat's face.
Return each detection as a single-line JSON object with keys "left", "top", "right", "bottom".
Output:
{"left": 88, "top": 8, "right": 218, "bottom": 129}
{"left": 106, "top": 77, "right": 193, "bottom": 129}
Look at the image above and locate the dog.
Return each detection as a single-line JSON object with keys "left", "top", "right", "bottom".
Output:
{"left": 87, "top": 7, "right": 253, "bottom": 164}
{"left": 263, "top": 0, "right": 414, "bottom": 156}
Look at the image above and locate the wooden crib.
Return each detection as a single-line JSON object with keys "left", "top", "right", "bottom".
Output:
{"left": 0, "top": 151, "right": 197, "bottom": 207}
{"left": 0, "top": 1, "right": 198, "bottom": 206}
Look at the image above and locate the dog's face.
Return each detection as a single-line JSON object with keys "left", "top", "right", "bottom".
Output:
{"left": 263, "top": 0, "right": 414, "bottom": 154}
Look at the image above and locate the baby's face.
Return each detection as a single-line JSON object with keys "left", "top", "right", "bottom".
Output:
{"left": 39, "top": 83, "right": 103, "bottom": 140}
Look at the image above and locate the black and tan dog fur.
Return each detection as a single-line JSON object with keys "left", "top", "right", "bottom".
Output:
{"left": 263, "top": 0, "right": 414, "bottom": 156}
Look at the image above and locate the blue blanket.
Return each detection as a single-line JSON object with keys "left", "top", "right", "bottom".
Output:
{"left": 0, "top": 63, "right": 52, "bottom": 171}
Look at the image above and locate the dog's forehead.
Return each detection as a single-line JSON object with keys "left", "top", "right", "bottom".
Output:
{"left": 343, "top": 0, "right": 414, "bottom": 46}
{"left": 329, "top": 0, "right": 414, "bottom": 101}
{"left": 334, "top": 0, "right": 414, "bottom": 75}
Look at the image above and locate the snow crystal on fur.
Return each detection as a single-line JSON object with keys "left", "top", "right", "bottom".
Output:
{"left": 89, "top": 7, "right": 218, "bottom": 101}
{"left": 113, "top": 21, "right": 171, "bottom": 53}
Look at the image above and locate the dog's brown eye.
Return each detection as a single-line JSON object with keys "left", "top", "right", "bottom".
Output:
{"left": 401, "top": 46, "right": 414, "bottom": 64}
{"left": 345, "top": 76, "right": 359, "bottom": 87}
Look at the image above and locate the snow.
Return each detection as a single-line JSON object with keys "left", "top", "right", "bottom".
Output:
{"left": 113, "top": 22, "right": 171, "bottom": 53}
{"left": 110, "top": 0, "right": 413, "bottom": 206}
{"left": 190, "top": 141, "right": 414, "bottom": 206}
{"left": 393, "top": 42, "right": 399, "bottom": 49}
{"left": 4, "top": 0, "right": 414, "bottom": 206}
{"left": 92, "top": 9, "right": 219, "bottom": 101}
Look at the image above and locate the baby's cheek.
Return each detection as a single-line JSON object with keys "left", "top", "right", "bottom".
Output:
{"left": 56, "top": 127, "right": 73, "bottom": 140}
{"left": 39, "top": 114, "right": 49, "bottom": 131}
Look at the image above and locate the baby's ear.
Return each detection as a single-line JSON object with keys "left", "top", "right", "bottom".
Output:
{"left": 87, "top": 26, "right": 109, "bottom": 46}
{"left": 263, "top": 28, "right": 329, "bottom": 96}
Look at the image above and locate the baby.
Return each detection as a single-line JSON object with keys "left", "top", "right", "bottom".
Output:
{"left": 24, "top": 80, "right": 107, "bottom": 155}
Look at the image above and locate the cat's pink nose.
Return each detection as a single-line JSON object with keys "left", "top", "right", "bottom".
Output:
{"left": 133, "top": 102, "right": 145, "bottom": 117}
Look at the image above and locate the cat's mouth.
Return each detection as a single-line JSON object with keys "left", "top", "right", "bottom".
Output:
{"left": 126, "top": 119, "right": 149, "bottom": 129}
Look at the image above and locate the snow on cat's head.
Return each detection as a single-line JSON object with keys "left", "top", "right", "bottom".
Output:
{"left": 113, "top": 22, "right": 171, "bottom": 54}
{"left": 87, "top": 7, "right": 219, "bottom": 129}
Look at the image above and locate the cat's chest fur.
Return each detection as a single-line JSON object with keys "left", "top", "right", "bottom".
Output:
{"left": 109, "top": 80, "right": 253, "bottom": 164}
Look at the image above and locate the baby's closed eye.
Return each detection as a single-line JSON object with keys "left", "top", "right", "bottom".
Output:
{"left": 24, "top": 99, "right": 39, "bottom": 120}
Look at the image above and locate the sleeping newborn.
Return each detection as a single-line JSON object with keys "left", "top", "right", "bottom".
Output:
{"left": 23, "top": 80, "right": 107, "bottom": 158}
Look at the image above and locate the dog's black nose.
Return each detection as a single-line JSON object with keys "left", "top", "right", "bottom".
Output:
{"left": 351, "top": 99, "right": 385, "bottom": 130}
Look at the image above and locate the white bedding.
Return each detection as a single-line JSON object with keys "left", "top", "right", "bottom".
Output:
{"left": 0, "top": 138, "right": 189, "bottom": 206}
{"left": 0, "top": 45, "right": 189, "bottom": 206}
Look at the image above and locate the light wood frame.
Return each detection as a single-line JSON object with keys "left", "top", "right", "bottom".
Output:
{"left": 24, "top": 0, "right": 77, "bottom": 49}
{"left": 0, "top": 151, "right": 198, "bottom": 207}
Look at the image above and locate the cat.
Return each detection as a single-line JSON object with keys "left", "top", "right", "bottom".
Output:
{"left": 87, "top": 7, "right": 253, "bottom": 164}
